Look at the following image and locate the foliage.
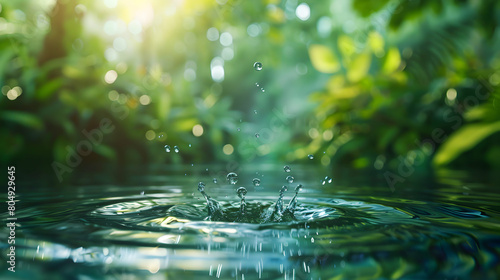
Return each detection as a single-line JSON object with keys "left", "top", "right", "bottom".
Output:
{"left": 0, "top": 0, "right": 499, "bottom": 177}
{"left": 306, "top": 0, "right": 500, "bottom": 171}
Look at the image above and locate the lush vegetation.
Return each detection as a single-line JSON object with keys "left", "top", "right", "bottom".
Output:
{"left": 1, "top": 0, "right": 499, "bottom": 179}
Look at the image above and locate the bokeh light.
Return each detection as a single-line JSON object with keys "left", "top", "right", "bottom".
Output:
{"left": 223, "top": 144, "right": 234, "bottom": 155}
{"left": 296, "top": 3, "right": 310, "bottom": 21}
{"left": 104, "top": 70, "right": 118, "bottom": 84}
{"left": 192, "top": 124, "right": 204, "bottom": 137}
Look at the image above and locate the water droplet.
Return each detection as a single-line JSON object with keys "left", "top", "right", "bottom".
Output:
{"left": 164, "top": 145, "right": 171, "bottom": 152}
{"left": 213, "top": 178, "right": 218, "bottom": 184}
{"left": 237, "top": 127, "right": 241, "bottom": 132}
{"left": 286, "top": 176, "right": 294, "bottom": 183}
{"left": 252, "top": 178, "right": 261, "bottom": 187}
{"left": 188, "top": 144, "right": 192, "bottom": 147}
{"left": 260, "top": 88, "right": 265, "bottom": 92}
{"left": 325, "top": 176, "right": 333, "bottom": 183}
{"left": 206, "top": 168, "right": 209, "bottom": 172}
{"left": 227, "top": 172, "right": 238, "bottom": 185}
{"left": 255, "top": 83, "right": 260, "bottom": 87}
{"left": 198, "top": 182, "right": 206, "bottom": 192}
{"left": 236, "top": 187, "right": 247, "bottom": 199}
{"left": 308, "top": 154, "right": 314, "bottom": 160}
{"left": 295, "top": 184, "right": 303, "bottom": 192}
{"left": 174, "top": 146, "right": 180, "bottom": 153}
{"left": 158, "top": 134, "right": 164, "bottom": 139}
{"left": 284, "top": 165, "right": 291, "bottom": 173}
{"left": 321, "top": 176, "right": 332, "bottom": 185}
{"left": 255, "top": 133, "right": 260, "bottom": 138}
{"left": 254, "top": 110, "right": 257, "bottom": 114}
{"left": 253, "top": 62, "right": 263, "bottom": 71}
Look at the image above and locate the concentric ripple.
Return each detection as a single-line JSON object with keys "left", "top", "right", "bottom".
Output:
{"left": 89, "top": 196, "right": 416, "bottom": 233}
{"left": 3, "top": 182, "right": 500, "bottom": 280}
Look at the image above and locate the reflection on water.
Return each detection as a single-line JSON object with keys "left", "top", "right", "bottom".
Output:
{"left": 1, "top": 166, "right": 500, "bottom": 279}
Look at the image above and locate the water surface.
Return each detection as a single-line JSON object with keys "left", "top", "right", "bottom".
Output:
{"left": 1, "top": 165, "right": 499, "bottom": 279}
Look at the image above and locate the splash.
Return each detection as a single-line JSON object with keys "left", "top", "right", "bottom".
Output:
{"left": 235, "top": 187, "right": 248, "bottom": 222}
{"left": 197, "top": 182, "right": 303, "bottom": 224}
{"left": 197, "top": 182, "right": 224, "bottom": 221}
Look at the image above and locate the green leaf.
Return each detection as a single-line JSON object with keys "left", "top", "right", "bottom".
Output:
{"left": 382, "top": 47, "right": 401, "bottom": 74}
{"left": 37, "top": 78, "right": 64, "bottom": 100}
{"left": 464, "top": 105, "right": 488, "bottom": 121}
{"left": 347, "top": 52, "right": 371, "bottom": 82}
{"left": 308, "top": 44, "right": 340, "bottom": 73}
{"left": 368, "top": 32, "right": 385, "bottom": 56}
{"left": 0, "top": 111, "right": 44, "bottom": 130}
{"left": 352, "top": 0, "right": 391, "bottom": 17}
{"left": 0, "top": 48, "right": 15, "bottom": 79}
{"left": 156, "top": 92, "right": 170, "bottom": 121}
{"left": 94, "top": 144, "right": 116, "bottom": 160}
{"left": 434, "top": 121, "right": 500, "bottom": 166}
{"left": 338, "top": 35, "right": 356, "bottom": 58}
{"left": 353, "top": 157, "right": 370, "bottom": 169}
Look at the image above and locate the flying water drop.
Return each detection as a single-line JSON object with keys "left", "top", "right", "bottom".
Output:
{"left": 284, "top": 165, "right": 291, "bottom": 173}
{"left": 237, "top": 187, "right": 247, "bottom": 199}
{"left": 255, "top": 133, "right": 260, "bottom": 138}
{"left": 164, "top": 145, "right": 171, "bottom": 152}
{"left": 198, "top": 182, "right": 206, "bottom": 192}
{"left": 252, "top": 178, "right": 261, "bottom": 187}
{"left": 308, "top": 154, "right": 314, "bottom": 160}
{"left": 321, "top": 176, "right": 333, "bottom": 185}
{"left": 213, "top": 178, "right": 218, "bottom": 184}
{"left": 326, "top": 176, "right": 332, "bottom": 183}
{"left": 253, "top": 62, "right": 263, "bottom": 71}
{"left": 286, "top": 176, "right": 294, "bottom": 183}
{"left": 174, "top": 146, "right": 180, "bottom": 153}
{"left": 227, "top": 172, "right": 238, "bottom": 185}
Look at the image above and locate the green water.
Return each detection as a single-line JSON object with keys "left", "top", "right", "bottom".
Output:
{"left": 1, "top": 165, "right": 499, "bottom": 279}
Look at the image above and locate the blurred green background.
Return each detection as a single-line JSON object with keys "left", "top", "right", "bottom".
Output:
{"left": 1, "top": 0, "right": 499, "bottom": 182}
